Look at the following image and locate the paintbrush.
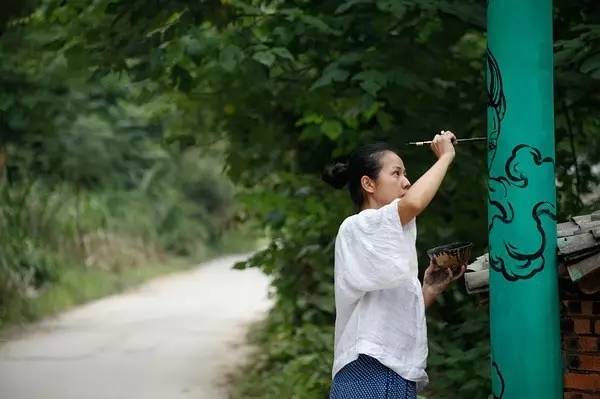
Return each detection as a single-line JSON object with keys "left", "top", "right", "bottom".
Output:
{"left": 405, "top": 137, "right": 487, "bottom": 146}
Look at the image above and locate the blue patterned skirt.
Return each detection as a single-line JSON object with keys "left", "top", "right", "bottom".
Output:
{"left": 329, "top": 354, "right": 417, "bottom": 399}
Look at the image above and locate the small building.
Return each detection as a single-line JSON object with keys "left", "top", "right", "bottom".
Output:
{"left": 464, "top": 211, "right": 600, "bottom": 398}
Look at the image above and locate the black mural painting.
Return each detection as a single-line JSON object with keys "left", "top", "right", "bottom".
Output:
{"left": 486, "top": 47, "right": 506, "bottom": 170}
{"left": 492, "top": 361, "right": 505, "bottom": 399}
{"left": 486, "top": 48, "right": 556, "bottom": 282}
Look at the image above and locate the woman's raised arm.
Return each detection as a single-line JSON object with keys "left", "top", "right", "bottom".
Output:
{"left": 398, "top": 131, "right": 456, "bottom": 225}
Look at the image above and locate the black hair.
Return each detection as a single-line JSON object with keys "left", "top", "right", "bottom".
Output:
{"left": 321, "top": 142, "right": 398, "bottom": 210}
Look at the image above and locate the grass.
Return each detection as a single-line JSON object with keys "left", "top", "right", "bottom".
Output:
{"left": 0, "top": 229, "right": 263, "bottom": 337}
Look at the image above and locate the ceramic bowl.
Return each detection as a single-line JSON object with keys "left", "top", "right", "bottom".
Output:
{"left": 426, "top": 241, "right": 473, "bottom": 273}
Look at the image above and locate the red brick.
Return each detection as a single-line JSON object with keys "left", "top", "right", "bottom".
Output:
{"left": 580, "top": 301, "right": 598, "bottom": 316}
{"left": 564, "top": 372, "right": 600, "bottom": 390}
{"left": 563, "top": 337, "right": 600, "bottom": 352}
{"left": 568, "top": 354, "right": 600, "bottom": 372}
{"left": 574, "top": 319, "right": 592, "bottom": 334}
{"left": 581, "top": 301, "right": 600, "bottom": 316}
{"left": 579, "top": 337, "right": 600, "bottom": 352}
{"left": 564, "top": 392, "right": 600, "bottom": 399}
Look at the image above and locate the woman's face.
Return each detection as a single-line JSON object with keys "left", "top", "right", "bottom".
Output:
{"left": 364, "top": 150, "right": 411, "bottom": 206}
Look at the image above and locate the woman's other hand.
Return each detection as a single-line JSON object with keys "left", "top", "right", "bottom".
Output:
{"left": 430, "top": 130, "right": 456, "bottom": 161}
{"left": 422, "top": 260, "right": 466, "bottom": 308}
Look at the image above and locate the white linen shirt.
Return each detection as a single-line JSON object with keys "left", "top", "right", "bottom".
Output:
{"left": 331, "top": 197, "right": 429, "bottom": 392}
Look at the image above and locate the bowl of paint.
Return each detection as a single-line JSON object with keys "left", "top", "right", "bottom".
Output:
{"left": 426, "top": 241, "right": 473, "bottom": 273}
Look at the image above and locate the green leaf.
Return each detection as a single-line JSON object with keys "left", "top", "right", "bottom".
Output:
{"left": 219, "top": 45, "right": 244, "bottom": 72}
{"left": 253, "top": 50, "right": 276, "bottom": 67}
{"left": 295, "top": 113, "right": 324, "bottom": 127}
{"left": 335, "top": 0, "right": 373, "bottom": 14}
{"left": 271, "top": 47, "right": 295, "bottom": 61}
{"left": 298, "top": 125, "right": 322, "bottom": 141}
{"left": 320, "top": 120, "right": 343, "bottom": 140}
{"left": 376, "top": 110, "right": 394, "bottom": 132}
{"left": 352, "top": 69, "right": 388, "bottom": 96}
{"left": 298, "top": 14, "right": 335, "bottom": 34}
{"left": 233, "top": 260, "right": 249, "bottom": 270}
{"left": 376, "top": 0, "right": 407, "bottom": 18}
{"left": 362, "top": 100, "right": 381, "bottom": 120}
{"left": 146, "top": 10, "right": 186, "bottom": 38}
{"left": 310, "top": 64, "right": 349, "bottom": 90}
{"left": 580, "top": 52, "right": 600, "bottom": 74}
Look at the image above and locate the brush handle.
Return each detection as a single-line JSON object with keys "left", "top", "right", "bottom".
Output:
{"left": 407, "top": 137, "right": 487, "bottom": 146}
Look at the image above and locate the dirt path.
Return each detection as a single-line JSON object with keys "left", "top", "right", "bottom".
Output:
{"left": 0, "top": 253, "right": 272, "bottom": 399}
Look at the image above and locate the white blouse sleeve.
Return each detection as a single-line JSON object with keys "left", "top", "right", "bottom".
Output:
{"left": 337, "top": 198, "right": 415, "bottom": 292}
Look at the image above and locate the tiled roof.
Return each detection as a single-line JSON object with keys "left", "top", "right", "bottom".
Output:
{"left": 464, "top": 211, "right": 600, "bottom": 295}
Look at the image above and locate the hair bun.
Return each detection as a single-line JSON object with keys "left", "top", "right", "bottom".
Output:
{"left": 322, "top": 161, "right": 349, "bottom": 189}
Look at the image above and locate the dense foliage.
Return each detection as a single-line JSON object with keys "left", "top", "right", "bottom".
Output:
{"left": 2, "top": 1, "right": 599, "bottom": 397}
{"left": 0, "top": 4, "right": 247, "bottom": 328}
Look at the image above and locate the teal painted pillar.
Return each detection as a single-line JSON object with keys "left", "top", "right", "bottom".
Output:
{"left": 486, "top": 1, "right": 562, "bottom": 398}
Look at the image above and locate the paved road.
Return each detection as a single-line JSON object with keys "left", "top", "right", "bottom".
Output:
{"left": 0, "top": 254, "right": 273, "bottom": 399}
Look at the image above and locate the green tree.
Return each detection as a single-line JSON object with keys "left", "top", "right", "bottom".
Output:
{"left": 7, "top": 1, "right": 598, "bottom": 397}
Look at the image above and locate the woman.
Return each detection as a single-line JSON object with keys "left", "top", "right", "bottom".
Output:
{"left": 322, "top": 131, "right": 466, "bottom": 398}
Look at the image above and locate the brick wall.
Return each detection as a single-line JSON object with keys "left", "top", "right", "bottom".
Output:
{"left": 560, "top": 281, "right": 600, "bottom": 399}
